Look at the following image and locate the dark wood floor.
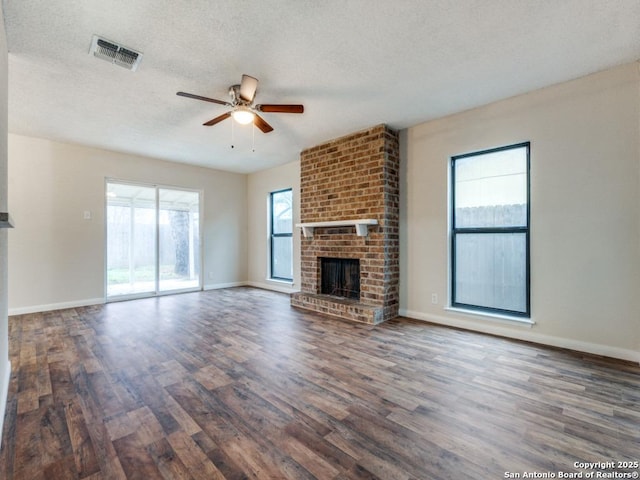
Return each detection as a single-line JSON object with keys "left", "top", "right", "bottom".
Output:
{"left": 1, "top": 287, "right": 638, "bottom": 479}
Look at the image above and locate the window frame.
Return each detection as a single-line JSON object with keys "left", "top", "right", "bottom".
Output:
{"left": 269, "top": 188, "right": 294, "bottom": 282}
{"left": 450, "top": 142, "right": 531, "bottom": 318}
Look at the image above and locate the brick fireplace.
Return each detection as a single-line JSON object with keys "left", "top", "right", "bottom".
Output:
{"left": 290, "top": 124, "right": 400, "bottom": 324}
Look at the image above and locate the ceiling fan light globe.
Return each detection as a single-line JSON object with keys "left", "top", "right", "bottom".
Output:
{"left": 232, "top": 109, "right": 255, "bottom": 125}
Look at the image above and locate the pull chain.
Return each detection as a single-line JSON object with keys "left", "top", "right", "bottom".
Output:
{"left": 230, "top": 117, "right": 235, "bottom": 149}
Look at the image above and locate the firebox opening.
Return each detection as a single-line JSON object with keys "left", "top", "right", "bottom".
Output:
{"left": 320, "top": 257, "right": 360, "bottom": 300}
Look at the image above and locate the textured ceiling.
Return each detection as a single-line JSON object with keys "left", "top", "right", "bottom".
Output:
{"left": 4, "top": 1, "right": 640, "bottom": 174}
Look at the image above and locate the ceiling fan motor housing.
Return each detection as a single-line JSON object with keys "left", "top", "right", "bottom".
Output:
{"left": 229, "top": 84, "right": 251, "bottom": 106}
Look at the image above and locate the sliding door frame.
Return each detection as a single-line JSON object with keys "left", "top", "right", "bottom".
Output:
{"left": 104, "top": 178, "right": 203, "bottom": 302}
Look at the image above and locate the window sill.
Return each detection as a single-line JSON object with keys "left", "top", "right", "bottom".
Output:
{"left": 266, "top": 277, "right": 294, "bottom": 287}
{"left": 445, "top": 307, "right": 535, "bottom": 327}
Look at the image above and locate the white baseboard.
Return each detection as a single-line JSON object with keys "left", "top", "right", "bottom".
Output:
{"left": 10, "top": 286, "right": 256, "bottom": 314}
{"left": 399, "top": 308, "right": 640, "bottom": 364}
{"left": 9, "top": 297, "right": 105, "bottom": 316}
{"left": 203, "top": 281, "right": 248, "bottom": 291}
{"left": 7, "top": 283, "right": 282, "bottom": 314}
{"left": 0, "top": 359, "right": 11, "bottom": 450}
{"left": 245, "top": 281, "right": 299, "bottom": 294}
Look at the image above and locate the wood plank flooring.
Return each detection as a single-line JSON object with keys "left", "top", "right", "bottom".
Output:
{"left": 1, "top": 287, "right": 639, "bottom": 479}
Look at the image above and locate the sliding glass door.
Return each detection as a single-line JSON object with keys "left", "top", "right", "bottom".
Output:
{"left": 106, "top": 183, "right": 157, "bottom": 297}
{"left": 158, "top": 188, "right": 200, "bottom": 292}
{"left": 106, "top": 181, "right": 201, "bottom": 300}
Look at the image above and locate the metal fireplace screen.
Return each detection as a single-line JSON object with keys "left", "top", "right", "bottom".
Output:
{"left": 320, "top": 257, "right": 360, "bottom": 300}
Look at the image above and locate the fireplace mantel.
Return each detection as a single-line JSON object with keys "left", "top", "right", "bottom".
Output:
{"left": 295, "top": 219, "right": 378, "bottom": 238}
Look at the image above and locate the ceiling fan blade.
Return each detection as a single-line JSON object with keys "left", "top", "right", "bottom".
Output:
{"left": 253, "top": 114, "right": 274, "bottom": 133}
{"left": 203, "top": 111, "right": 231, "bottom": 126}
{"left": 256, "top": 104, "right": 304, "bottom": 114}
{"left": 177, "top": 91, "right": 230, "bottom": 106}
{"left": 239, "top": 74, "right": 258, "bottom": 102}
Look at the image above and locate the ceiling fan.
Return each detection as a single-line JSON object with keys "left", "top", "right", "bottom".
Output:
{"left": 177, "top": 74, "right": 304, "bottom": 133}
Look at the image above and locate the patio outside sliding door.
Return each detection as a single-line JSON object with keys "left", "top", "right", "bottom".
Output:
{"left": 106, "top": 183, "right": 157, "bottom": 298}
{"left": 158, "top": 188, "right": 200, "bottom": 293}
{"left": 106, "top": 181, "right": 201, "bottom": 300}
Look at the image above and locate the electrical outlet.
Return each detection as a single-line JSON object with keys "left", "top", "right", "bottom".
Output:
{"left": 431, "top": 293, "right": 438, "bottom": 304}
{"left": 208, "top": 272, "right": 214, "bottom": 280}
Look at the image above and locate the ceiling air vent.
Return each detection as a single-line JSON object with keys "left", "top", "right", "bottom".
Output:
{"left": 89, "top": 35, "right": 143, "bottom": 71}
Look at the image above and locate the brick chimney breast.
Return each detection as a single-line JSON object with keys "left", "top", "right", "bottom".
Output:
{"left": 291, "top": 124, "right": 400, "bottom": 324}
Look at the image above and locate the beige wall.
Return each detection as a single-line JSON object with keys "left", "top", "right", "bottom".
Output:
{"left": 247, "top": 160, "right": 300, "bottom": 293}
{"left": 8, "top": 134, "right": 248, "bottom": 313}
{"left": 0, "top": 3, "right": 10, "bottom": 448}
{"left": 401, "top": 62, "right": 640, "bottom": 361}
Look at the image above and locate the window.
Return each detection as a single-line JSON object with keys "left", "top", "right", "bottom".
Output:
{"left": 450, "top": 142, "right": 530, "bottom": 317}
{"left": 270, "top": 188, "right": 293, "bottom": 281}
